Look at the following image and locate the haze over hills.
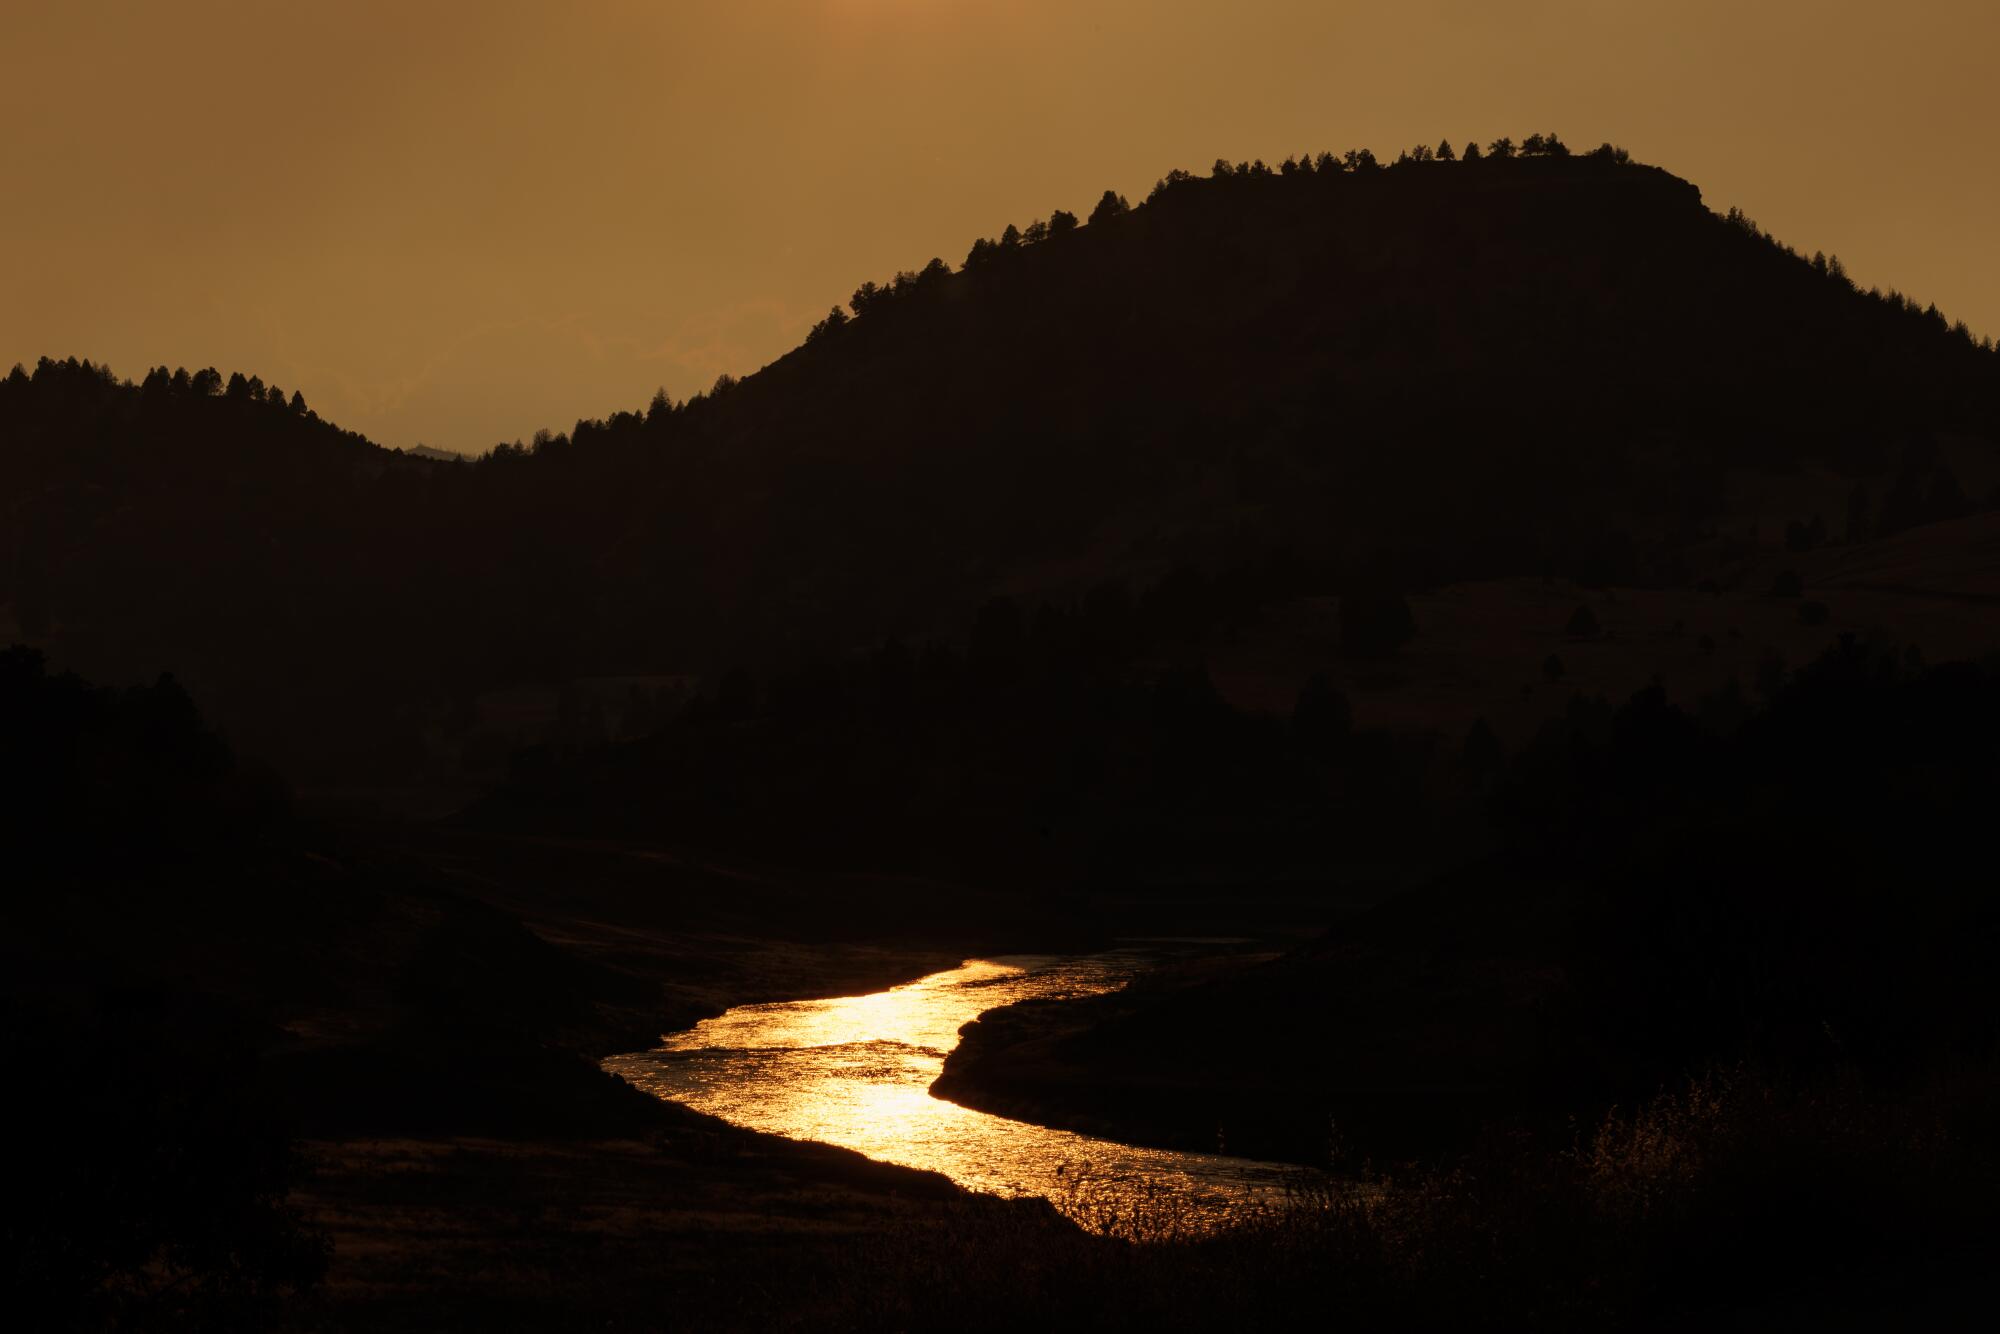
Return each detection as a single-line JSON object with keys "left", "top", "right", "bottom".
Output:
{"left": 4, "top": 138, "right": 1998, "bottom": 786}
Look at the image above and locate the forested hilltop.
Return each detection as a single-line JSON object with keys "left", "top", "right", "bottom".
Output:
{"left": 12, "top": 135, "right": 2000, "bottom": 1329}
{"left": 6, "top": 135, "right": 1998, "bottom": 783}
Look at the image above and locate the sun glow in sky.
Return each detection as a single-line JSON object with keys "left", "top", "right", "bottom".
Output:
{"left": 5, "top": 1, "right": 1998, "bottom": 453}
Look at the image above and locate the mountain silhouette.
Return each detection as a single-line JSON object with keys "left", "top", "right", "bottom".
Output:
{"left": 5, "top": 142, "right": 1996, "bottom": 781}
{"left": 11, "top": 139, "right": 2000, "bottom": 1329}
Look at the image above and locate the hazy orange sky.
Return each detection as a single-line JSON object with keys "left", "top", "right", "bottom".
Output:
{"left": 5, "top": 1, "right": 1997, "bottom": 454}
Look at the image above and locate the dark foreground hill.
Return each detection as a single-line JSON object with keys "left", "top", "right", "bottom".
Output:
{"left": 11, "top": 640, "right": 1997, "bottom": 1329}
{"left": 934, "top": 636, "right": 2000, "bottom": 1164}
{"left": 0, "top": 648, "right": 1096, "bottom": 1330}
{"left": 6, "top": 141, "right": 1998, "bottom": 785}
{"left": 921, "top": 636, "right": 2000, "bottom": 1323}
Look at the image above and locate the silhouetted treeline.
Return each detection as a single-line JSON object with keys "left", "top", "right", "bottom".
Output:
{"left": 1, "top": 645, "right": 289, "bottom": 865}
{"left": 474, "top": 563, "right": 1454, "bottom": 896}
{"left": 7, "top": 140, "right": 1999, "bottom": 783}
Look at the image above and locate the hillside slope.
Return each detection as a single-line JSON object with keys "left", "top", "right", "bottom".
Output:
{"left": 6, "top": 144, "right": 1997, "bottom": 782}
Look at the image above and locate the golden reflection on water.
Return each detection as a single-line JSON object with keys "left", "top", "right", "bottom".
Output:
{"left": 605, "top": 953, "right": 1303, "bottom": 1225}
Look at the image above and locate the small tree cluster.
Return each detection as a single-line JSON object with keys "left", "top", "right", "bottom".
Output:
{"left": 1723, "top": 204, "right": 1995, "bottom": 353}
{"left": 809, "top": 256, "right": 955, "bottom": 340}
{"left": 119, "top": 362, "right": 306, "bottom": 413}
{"left": 964, "top": 202, "right": 1098, "bottom": 273}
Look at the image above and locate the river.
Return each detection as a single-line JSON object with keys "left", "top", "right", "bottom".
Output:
{"left": 604, "top": 948, "right": 1308, "bottom": 1228}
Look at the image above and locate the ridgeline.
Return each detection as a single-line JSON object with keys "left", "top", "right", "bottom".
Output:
{"left": 6, "top": 138, "right": 1997, "bottom": 784}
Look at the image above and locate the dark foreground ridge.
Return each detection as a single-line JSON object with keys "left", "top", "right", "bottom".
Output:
{"left": 17, "top": 643, "right": 1995, "bottom": 1330}
{"left": 0, "top": 649, "right": 1091, "bottom": 1330}
{"left": 933, "top": 637, "right": 2000, "bottom": 1158}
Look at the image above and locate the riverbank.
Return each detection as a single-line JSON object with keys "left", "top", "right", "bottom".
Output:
{"left": 931, "top": 948, "right": 1315, "bottom": 1159}
{"left": 920, "top": 935, "right": 2000, "bottom": 1332}
{"left": 5, "top": 816, "right": 1103, "bottom": 1331}
{"left": 288, "top": 1104, "right": 1061, "bottom": 1330}
{"left": 280, "top": 825, "right": 1116, "bottom": 1329}
{"left": 932, "top": 864, "right": 1586, "bottom": 1168}
{"left": 16, "top": 810, "right": 1997, "bottom": 1331}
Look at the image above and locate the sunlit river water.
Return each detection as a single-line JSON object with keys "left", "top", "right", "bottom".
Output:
{"left": 605, "top": 949, "right": 1309, "bottom": 1226}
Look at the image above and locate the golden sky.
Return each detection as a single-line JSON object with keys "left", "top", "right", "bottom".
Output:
{"left": 4, "top": 1, "right": 1997, "bottom": 454}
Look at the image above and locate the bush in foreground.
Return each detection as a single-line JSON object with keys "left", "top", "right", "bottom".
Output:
{"left": 819, "top": 1062, "right": 2000, "bottom": 1330}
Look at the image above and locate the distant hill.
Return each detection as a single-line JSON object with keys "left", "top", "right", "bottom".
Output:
{"left": 5, "top": 139, "right": 1998, "bottom": 781}
{"left": 592, "top": 144, "right": 1997, "bottom": 662}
